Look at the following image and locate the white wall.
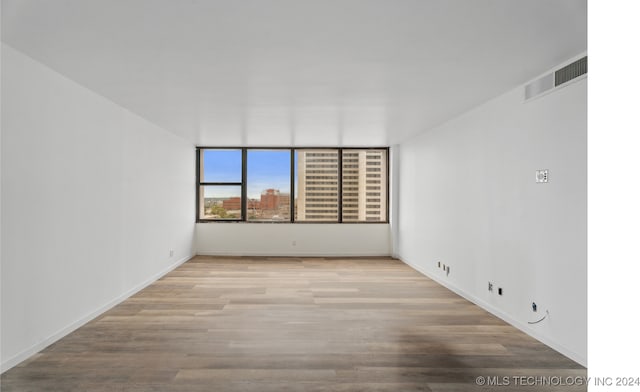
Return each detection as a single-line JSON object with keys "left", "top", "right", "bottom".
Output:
{"left": 0, "top": 23, "right": 4, "bottom": 374}
{"left": 397, "top": 67, "right": 587, "bottom": 365}
{"left": 196, "top": 223, "right": 391, "bottom": 257}
{"left": 1, "top": 44, "right": 195, "bottom": 371}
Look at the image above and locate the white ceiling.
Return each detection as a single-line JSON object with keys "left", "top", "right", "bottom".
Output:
{"left": 1, "top": 0, "right": 586, "bottom": 146}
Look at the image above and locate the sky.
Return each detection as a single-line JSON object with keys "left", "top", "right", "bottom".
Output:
{"left": 202, "top": 149, "right": 297, "bottom": 199}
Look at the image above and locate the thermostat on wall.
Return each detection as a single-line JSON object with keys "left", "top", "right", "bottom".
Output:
{"left": 536, "top": 169, "right": 549, "bottom": 183}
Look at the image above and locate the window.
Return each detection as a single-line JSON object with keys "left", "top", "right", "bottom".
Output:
{"left": 295, "top": 149, "right": 339, "bottom": 222}
{"left": 198, "top": 149, "right": 243, "bottom": 220}
{"left": 246, "top": 150, "right": 291, "bottom": 222}
{"left": 340, "top": 149, "right": 388, "bottom": 222}
{"left": 196, "top": 147, "right": 389, "bottom": 223}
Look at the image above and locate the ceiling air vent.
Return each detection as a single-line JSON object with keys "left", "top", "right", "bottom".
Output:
{"left": 524, "top": 55, "right": 587, "bottom": 101}
{"left": 555, "top": 56, "right": 587, "bottom": 87}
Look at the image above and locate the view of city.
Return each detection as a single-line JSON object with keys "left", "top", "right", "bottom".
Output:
{"left": 199, "top": 149, "right": 387, "bottom": 222}
{"left": 203, "top": 188, "right": 290, "bottom": 221}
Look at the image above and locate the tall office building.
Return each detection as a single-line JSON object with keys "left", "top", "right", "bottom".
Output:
{"left": 297, "top": 149, "right": 387, "bottom": 222}
{"left": 296, "top": 150, "right": 339, "bottom": 221}
{"left": 343, "top": 149, "right": 387, "bottom": 222}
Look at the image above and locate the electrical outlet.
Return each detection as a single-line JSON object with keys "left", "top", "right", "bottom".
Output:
{"left": 532, "top": 302, "right": 538, "bottom": 312}
{"left": 498, "top": 288, "right": 503, "bottom": 295}
{"left": 437, "top": 261, "right": 441, "bottom": 268}
{"left": 536, "top": 169, "right": 549, "bottom": 183}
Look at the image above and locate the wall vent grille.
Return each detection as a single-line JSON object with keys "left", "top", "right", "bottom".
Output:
{"left": 555, "top": 56, "right": 587, "bottom": 87}
{"left": 524, "top": 56, "right": 587, "bottom": 101}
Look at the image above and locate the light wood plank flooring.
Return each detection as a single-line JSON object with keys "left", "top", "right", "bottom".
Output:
{"left": 1, "top": 256, "right": 586, "bottom": 391}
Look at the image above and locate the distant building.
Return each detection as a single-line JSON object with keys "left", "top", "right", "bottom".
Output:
{"left": 254, "top": 189, "right": 290, "bottom": 219}
{"left": 342, "top": 150, "right": 386, "bottom": 222}
{"left": 248, "top": 199, "right": 260, "bottom": 210}
{"left": 222, "top": 197, "right": 241, "bottom": 211}
{"left": 260, "top": 189, "right": 281, "bottom": 210}
{"left": 297, "top": 150, "right": 386, "bottom": 221}
{"left": 222, "top": 193, "right": 284, "bottom": 219}
{"left": 296, "top": 150, "right": 339, "bottom": 221}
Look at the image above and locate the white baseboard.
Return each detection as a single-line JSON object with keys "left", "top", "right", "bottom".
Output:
{"left": 1, "top": 254, "right": 193, "bottom": 373}
{"left": 196, "top": 250, "right": 391, "bottom": 257}
{"left": 399, "top": 256, "right": 587, "bottom": 367}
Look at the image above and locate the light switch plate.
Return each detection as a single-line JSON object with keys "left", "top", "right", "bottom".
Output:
{"left": 536, "top": 169, "right": 549, "bottom": 183}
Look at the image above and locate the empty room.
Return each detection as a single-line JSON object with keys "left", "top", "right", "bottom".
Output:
{"left": 2, "top": 0, "right": 630, "bottom": 391}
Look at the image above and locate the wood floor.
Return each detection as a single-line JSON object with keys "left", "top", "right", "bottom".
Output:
{"left": 2, "top": 256, "right": 586, "bottom": 391}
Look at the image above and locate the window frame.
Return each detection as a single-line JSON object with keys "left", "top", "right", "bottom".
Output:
{"left": 196, "top": 148, "right": 245, "bottom": 221}
{"left": 196, "top": 147, "right": 389, "bottom": 224}
{"left": 245, "top": 148, "right": 294, "bottom": 222}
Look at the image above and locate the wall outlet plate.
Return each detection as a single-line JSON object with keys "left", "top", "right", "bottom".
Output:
{"left": 536, "top": 169, "right": 549, "bottom": 183}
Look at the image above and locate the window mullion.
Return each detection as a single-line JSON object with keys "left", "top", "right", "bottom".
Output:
{"left": 241, "top": 148, "right": 247, "bottom": 221}
{"left": 290, "top": 149, "right": 295, "bottom": 223}
{"left": 338, "top": 148, "right": 343, "bottom": 223}
{"left": 196, "top": 148, "right": 201, "bottom": 222}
